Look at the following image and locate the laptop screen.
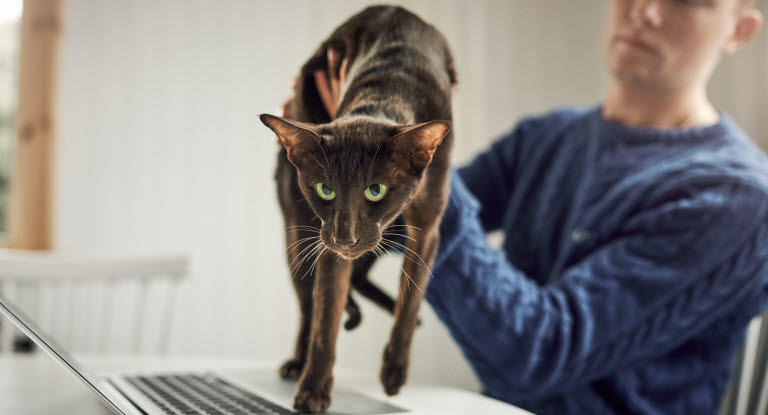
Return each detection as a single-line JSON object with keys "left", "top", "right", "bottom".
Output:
{"left": 0, "top": 291, "right": 126, "bottom": 414}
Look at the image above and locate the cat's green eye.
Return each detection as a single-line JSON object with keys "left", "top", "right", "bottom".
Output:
{"left": 364, "top": 184, "right": 387, "bottom": 202}
{"left": 315, "top": 183, "right": 335, "bottom": 201}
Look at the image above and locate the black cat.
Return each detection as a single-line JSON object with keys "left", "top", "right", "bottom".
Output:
{"left": 260, "top": 5, "right": 456, "bottom": 412}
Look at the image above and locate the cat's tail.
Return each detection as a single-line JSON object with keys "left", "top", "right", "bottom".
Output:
{"left": 344, "top": 277, "right": 423, "bottom": 331}
{"left": 344, "top": 293, "right": 362, "bottom": 330}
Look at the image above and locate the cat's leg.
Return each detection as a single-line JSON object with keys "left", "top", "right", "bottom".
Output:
{"left": 276, "top": 149, "right": 322, "bottom": 380}
{"left": 294, "top": 253, "right": 353, "bottom": 413}
{"left": 279, "top": 224, "right": 319, "bottom": 380}
{"left": 379, "top": 199, "right": 445, "bottom": 396}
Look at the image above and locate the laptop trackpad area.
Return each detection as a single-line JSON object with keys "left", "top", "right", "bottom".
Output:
{"left": 218, "top": 369, "right": 409, "bottom": 415}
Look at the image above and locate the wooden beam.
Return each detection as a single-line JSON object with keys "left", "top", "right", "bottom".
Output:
{"left": 7, "top": 0, "right": 62, "bottom": 250}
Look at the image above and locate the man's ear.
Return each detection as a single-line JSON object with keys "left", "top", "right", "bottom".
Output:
{"left": 260, "top": 114, "right": 322, "bottom": 167}
{"left": 392, "top": 120, "right": 451, "bottom": 171}
{"left": 723, "top": 9, "right": 763, "bottom": 54}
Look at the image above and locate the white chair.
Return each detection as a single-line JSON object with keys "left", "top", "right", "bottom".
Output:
{"left": 719, "top": 309, "right": 768, "bottom": 415}
{"left": 0, "top": 249, "right": 187, "bottom": 354}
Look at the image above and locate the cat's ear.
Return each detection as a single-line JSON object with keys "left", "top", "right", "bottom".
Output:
{"left": 260, "top": 114, "right": 321, "bottom": 167}
{"left": 392, "top": 120, "right": 451, "bottom": 170}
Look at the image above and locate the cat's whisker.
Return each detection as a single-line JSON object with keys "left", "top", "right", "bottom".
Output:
{"left": 381, "top": 237, "right": 425, "bottom": 260}
{"left": 313, "top": 245, "right": 332, "bottom": 278}
{"left": 289, "top": 243, "right": 315, "bottom": 281}
{"left": 305, "top": 253, "right": 321, "bottom": 280}
{"left": 291, "top": 246, "right": 317, "bottom": 282}
{"left": 382, "top": 232, "right": 417, "bottom": 242}
{"left": 285, "top": 230, "right": 318, "bottom": 240}
{"left": 305, "top": 239, "right": 327, "bottom": 263}
{"left": 399, "top": 265, "right": 423, "bottom": 295}
{"left": 285, "top": 229, "right": 320, "bottom": 239}
{"left": 377, "top": 245, "right": 387, "bottom": 258}
{"left": 381, "top": 241, "right": 426, "bottom": 274}
{"left": 309, "top": 154, "right": 330, "bottom": 178}
{"left": 301, "top": 242, "right": 327, "bottom": 280}
{"left": 366, "top": 142, "right": 381, "bottom": 180}
{"left": 286, "top": 236, "right": 319, "bottom": 254}
{"left": 310, "top": 136, "right": 332, "bottom": 174}
{"left": 386, "top": 224, "right": 422, "bottom": 231}
{"left": 307, "top": 245, "right": 330, "bottom": 279}
{"left": 290, "top": 240, "right": 324, "bottom": 280}
{"left": 287, "top": 236, "right": 319, "bottom": 260}
{"left": 287, "top": 238, "right": 319, "bottom": 271}
{"left": 372, "top": 247, "right": 382, "bottom": 258}
{"left": 379, "top": 238, "right": 434, "bottom": 280}
{"left": 285, "top": 225, "right": 320, "bottom": 231}
{"left": 287, "top": 241, "right": 319, "bottom": 270}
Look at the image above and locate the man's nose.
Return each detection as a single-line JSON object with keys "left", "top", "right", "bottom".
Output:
{"left": 629, "top": 0, "right": 662, "bottom": 28}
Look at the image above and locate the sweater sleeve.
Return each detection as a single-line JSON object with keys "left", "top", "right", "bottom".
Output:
{"left": 457, "top": 117, "right": 541, "bottom": 233}
{"left": 427, "top": 171, "right": 768, "bottom": 402}
{"left": 457, "top": 109, "right": 580, "bottom": 233}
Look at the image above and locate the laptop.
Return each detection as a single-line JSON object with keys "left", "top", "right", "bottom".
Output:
{"left": 0, "top": 291, "right": 410, "bottom": 414}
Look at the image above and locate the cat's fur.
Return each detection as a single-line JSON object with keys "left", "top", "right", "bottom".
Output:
{"left": 260, "top": 5, "right": 456, "bottom": 412}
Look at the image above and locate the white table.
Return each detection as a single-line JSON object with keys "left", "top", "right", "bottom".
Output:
{"left": 0, "top": 354, "right": 531, "bottom": 414}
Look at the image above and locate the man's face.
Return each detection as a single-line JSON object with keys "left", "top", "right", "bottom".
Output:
{"left": 604, "top": 0, "right": 747, "bottom": 92}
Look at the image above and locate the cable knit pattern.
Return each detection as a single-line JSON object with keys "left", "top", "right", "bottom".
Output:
{"left": 424, "top": 107, "right": 768, "bottom": 414}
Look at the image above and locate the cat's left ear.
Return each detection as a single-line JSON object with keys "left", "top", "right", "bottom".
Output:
{"left": 393, "top": 120, "right": 451, "bottom": 170}
{"left": 260, "top": 114, "right": 322, "bottom": 167}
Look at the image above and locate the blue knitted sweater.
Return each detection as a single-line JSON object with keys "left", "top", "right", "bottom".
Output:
{"left": 425, "top": 106, "right": 768, "bottom": 414}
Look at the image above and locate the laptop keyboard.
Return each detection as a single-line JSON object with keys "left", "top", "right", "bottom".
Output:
{"left": 124, "top": 373, "right": 297, "bottom": 415}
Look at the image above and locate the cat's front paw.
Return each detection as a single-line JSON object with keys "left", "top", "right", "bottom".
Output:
{"left": 294, "top": 376, "right": 333, "bottom": 413}
{"left": 278, "top": 358, "right": 305, "bottom": 380}
{"left": 380, "top": 361, "right": 408, "bottom": 396}
{"left": 380, "top": 345, "right": 409, "bottom": 396}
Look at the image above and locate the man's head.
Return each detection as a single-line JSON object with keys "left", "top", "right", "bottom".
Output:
{"left": 604, "top": 0, "right": 763, "bottom": 93}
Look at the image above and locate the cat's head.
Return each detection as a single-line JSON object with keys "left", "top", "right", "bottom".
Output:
{"left": 260, "top": 114, "right": 450, "bottom": 260}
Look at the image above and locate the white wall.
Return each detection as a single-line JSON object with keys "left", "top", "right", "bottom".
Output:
{"left": 51, "top": 0, "right": 767, "bottom": 392}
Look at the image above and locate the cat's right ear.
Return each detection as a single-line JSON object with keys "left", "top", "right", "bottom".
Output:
{"left": 260, "top": 114, "right": 321, "bottom": 167}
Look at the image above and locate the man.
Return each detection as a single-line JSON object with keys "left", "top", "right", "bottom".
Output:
{"left": 303, "top": 0, "right": 767, "bottom": 413}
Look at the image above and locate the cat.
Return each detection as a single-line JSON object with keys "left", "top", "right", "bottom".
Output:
{"left": 260, "top": 5, "right": 456, "bottom": 413}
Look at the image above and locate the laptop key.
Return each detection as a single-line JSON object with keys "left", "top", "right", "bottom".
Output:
{"left": 125, "top": 374, "right": 297, "bottom": 414}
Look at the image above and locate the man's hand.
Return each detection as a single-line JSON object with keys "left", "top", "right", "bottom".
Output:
{"left": 314, "top": 49, "right": 348, "bottom": 119}
{"left": 281, "top": 47, "right": 453, "bottom": 119}
{"left": 280, "top": 49, "right": 348, "bottom": 119}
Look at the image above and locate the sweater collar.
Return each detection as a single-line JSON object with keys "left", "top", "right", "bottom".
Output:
{"left": 591, "top": 105, "right": 732, "bottom": 143}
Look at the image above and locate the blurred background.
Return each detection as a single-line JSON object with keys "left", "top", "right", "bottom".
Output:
{"left": 0, "top": 0, "right": 766, "bottom": 393}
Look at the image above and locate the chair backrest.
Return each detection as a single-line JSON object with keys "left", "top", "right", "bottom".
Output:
{"left": 0, "top": 249, "right": 187, "bottom": 355}
{"left": 719, "top": 309, "right": 768, "bottom": 415}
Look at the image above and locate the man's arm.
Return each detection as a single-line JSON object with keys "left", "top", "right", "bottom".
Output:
{"left": 456, "top": 118, "right": 545, "bottom": 233}
{"left": 456, "top": 135, "right": 517, "bottom": 233}
{"left": 427, "top": 171, "right": 768, "bottom": 402}
{"left": 457, "top": 109, "right": 580, "bottom": 233}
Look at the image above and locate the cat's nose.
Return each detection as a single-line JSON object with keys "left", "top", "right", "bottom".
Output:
{"left": 333, "top": 236, "right": 358, "bottom": 250}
